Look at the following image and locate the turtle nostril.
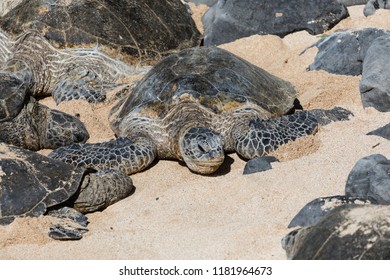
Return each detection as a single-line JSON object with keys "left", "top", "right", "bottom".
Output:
{"left": 75, "top": 131, "right": 88, "bottom": 143}
{"left": 198, "top": 143, "right": 207, "bottom": 153}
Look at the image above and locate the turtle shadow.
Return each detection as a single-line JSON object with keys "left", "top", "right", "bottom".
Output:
{"left": 178, "top": 155, "right": 235, "bottom": 177}
{"left": 141, "top": 159, "right": 160, "bottom": 173}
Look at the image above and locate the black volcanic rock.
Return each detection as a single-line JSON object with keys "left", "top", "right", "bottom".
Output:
{"left": 202, "top": 0, "right": 349, "bottom": 46}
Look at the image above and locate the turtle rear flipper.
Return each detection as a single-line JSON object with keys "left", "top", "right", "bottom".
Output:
{"left": 71, "top": 169, "right": 135, "bottom": 213}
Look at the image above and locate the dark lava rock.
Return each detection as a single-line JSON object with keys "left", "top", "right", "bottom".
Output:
{"left": 289, "top": 153, "right": 390, "bottom": 230}
{"left": 363, "top": 0, "right": 390, "bottom": 16}
{"left": 243, "top": 156, "right": 279, "bottom": 175}
{"left": 287, "top": 195, "right": 370, "bottom": 228}
{"left": 339, "top": 0, "right": 390, "bottom": 17}
{"left": 367, "top": 123, "right": 390, "bottom": 140}
{"left": 368, "top": 161, "right": 390, "bottom": 204}
{"left": 202, "top": 0, "right": 348, "bottom": 46}
{"left": 283, "top": 204, "right": 390, "bottom": 260}
{"left": 337, "top": 0, "right": 368, "bottom": 5}
{"left": 360, "top": 35, "right": 390, "bottom": 112}
{"left": 308, "top": 28, "right": 390, "bottom": 76}
{"left": 345, "top": 154, "right": 389, "bottom": 200}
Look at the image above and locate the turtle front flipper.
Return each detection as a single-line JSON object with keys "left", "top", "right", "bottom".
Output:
{"left": 232, "top": 111, "right": 319, "bottom": 159}
{"left": 52, "top": 70, "right": 116, "bottom": 104}
{"left": 49, "top": 137, "right": 157, "bottom": 175}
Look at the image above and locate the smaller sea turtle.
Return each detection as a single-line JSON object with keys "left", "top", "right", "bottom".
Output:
{"left": 0, "top": 28, "right": 139, "bottom": 104}
{"left": 282, "top": 204, "right": 390, "bottom": 259}
{"left": 0, "top": 143, "right": 134, "bottom": 240}
{"left": 49, "top": 47, "right": 352, "bottom": 175}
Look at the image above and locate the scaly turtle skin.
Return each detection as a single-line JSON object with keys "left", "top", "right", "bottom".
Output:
{"left": 0, "top": 143, "right": 134, "bottom": 240}
{"left": 49, "top": 47, "right": 351, "bottom": 175}
{"left": 0, "top": 28, "right": 140, "bottom": 104}
{"left": 282, "top": 204, "right": 390, "bottom": 259}
{"left": 0, "top": 0, "right": 23, "bottom": 17}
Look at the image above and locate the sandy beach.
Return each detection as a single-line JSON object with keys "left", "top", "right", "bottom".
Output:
{"left": 1, "top": 4, "right": 390, "bottom": 260}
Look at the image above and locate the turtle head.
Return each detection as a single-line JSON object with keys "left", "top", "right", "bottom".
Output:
{"left": 0, "top": 96, "right": 89, "bottom": 151}
{"left": 43, "top": 108, "right": 90, "bottom": 148}
{"left": 26, "top": 100, "right": 90, "bottom": 149}
{"left": 179, "top": 127, "right": 224, "bottom": 174}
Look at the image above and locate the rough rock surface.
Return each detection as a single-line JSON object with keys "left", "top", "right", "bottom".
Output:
{"left": 202, "top": 0, "right": 349, "bottom": 46}
{"left": 308, "top": 28, "right": 390, "bottom": 75}
{"left": 367, "top": 123, "right": 390, "bottom": 140}
{"left": 360, "top": 35, "right": 390, "bottom": 112}
{"left": 283, "top": 204, "right": 390, "bottom": 260}
{"left": 243, "top": 156, "right": 278, "bottom": 175}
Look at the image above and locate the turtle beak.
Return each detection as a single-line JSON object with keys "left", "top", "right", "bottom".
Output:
{"left": 180, "top": 127, "right": 225, "bottom": 175}
{"left": 186, "top": 155, "right": 225, "bottom": 174}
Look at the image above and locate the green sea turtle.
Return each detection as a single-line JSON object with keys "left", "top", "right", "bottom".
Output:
{"left": 49, "top": 47, "right": 352, "bottom": 175}
{"left": 282, "top": 204, "right": 390, "bottom": 259}
{"left": 0, "top": 143, "right": 134, "bottom": 240}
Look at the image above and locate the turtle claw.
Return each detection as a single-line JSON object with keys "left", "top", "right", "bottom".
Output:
{"left": 48, "top": 224, "right": 88, "bottom": 241}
